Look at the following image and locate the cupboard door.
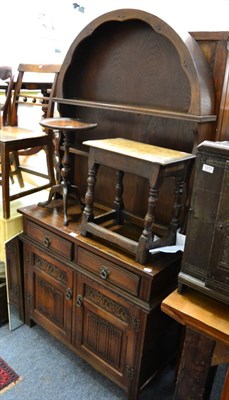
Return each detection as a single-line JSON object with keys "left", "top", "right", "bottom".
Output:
{"left": 24, "top": 243, "right": 73, "bottom": 343}
{"left": 72, "top": 273, "right": 142, "bottom": 389}
{"left": 5, "top": 235, "right": 24, "bottom": 323}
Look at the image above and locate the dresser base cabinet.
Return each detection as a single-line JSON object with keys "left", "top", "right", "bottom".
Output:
{"left": 18, "top": 205, "right": 181, "bottom": 400}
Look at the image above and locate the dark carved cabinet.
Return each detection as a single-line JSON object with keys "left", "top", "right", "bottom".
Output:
{"left": 18, "top": 204, "right": 181, "bottom": 400}
{"left": 24, "top": 240, "right": 141, "bottom": 390}
{"left": 178, "top": 140, "right": 229, "bottom": 304}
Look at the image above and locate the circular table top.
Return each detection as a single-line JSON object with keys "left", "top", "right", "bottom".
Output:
{"left": 39, "top": 117, "right": 97, "bottom": 131}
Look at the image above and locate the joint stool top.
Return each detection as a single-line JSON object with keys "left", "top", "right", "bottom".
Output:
{"left": 83, "top": 138, "right": 195, "bottom": 165}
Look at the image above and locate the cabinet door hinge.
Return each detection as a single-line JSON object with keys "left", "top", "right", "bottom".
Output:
{"left": 125, "top": 365, "right": 135, "bottom": 381}
{"left": 25, "top": 292, "right": 32, "bottom": 303}
{"left": 132, "top": 317, "right": 140, "bottom": 332}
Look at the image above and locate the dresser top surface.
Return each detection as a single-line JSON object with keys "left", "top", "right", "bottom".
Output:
{"left": 18, "top": 203, "right": 182, "bottom": 278}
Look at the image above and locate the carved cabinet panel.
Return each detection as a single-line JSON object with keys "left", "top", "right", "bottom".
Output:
{"left": 72, "top": 273, "right": 141, "bottom": 388}
{"left": 23, "top": 242, "right": 73, "bottom": 342}
{"left": 5, "top": 236, "right": 24, "bottom": 323}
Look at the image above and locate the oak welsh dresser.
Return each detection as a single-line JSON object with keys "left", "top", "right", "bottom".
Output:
{"left": 5, "top": 9, "right": 229, "bottom": 400}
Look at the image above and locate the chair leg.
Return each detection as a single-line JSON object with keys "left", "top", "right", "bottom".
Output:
{"left": 1, "top": 146, "right": 11, "bottom": 219}
{"left": 9, "top": 169, "right": 15, "bottom": 184}
{"left": 11, "top": 152, "right": 24, "bottom": 188}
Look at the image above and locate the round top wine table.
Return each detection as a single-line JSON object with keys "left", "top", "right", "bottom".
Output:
{"left": 38, "top": 117, "right": 97, "bottom": 226}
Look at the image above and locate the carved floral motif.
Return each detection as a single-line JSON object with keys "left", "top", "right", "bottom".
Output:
{"left": 85, "top": 285, "right": 130, "bottom": 323}
{"left": 34, "top": 255, "right": 67, "bottom": 285}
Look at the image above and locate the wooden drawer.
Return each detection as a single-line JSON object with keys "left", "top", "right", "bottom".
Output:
{"left": 77, "top": 247, "right": 140, "bottom": 296}
{"left": 26, "top": 220, "right": 74, "bottom": 260}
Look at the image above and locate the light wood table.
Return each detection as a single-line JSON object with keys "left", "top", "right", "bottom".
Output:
{"left": 161, "top": 288, "right": 229, "bottom": 400}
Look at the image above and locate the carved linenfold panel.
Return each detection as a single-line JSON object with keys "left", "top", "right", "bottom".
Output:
{"left": 35, "top": 276, "right": 64, "bottom": 327}
{"left": 85, "top": 285, "right": 130, "bottom": 323}
{"left": 34, "top": 254, "right": 67, "bottom": 285}
{"left": 83, "top": 310, "right": 124, "bottom": 369}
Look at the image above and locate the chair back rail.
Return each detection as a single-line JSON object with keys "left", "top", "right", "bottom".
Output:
{"left": 0, "top": 66, "right": 14, "bottom": 126}
{"left": 11, "top": 63, "right": 60, "bottom": 127}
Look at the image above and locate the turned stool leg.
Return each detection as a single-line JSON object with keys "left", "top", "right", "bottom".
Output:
{"left": 81, "top": 164, "right": 99, "bottom": 234}
{"left": 114, "top": 170, "right": 124, "bottom": 224}
{"left": 136, "top": 185, "right": 160, "bottom": 264}
{"left": 168, "top": 176, "right": 184, "bottom": 239}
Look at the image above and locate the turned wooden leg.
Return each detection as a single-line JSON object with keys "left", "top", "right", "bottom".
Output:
{"left": 53, "top": 130, "right": 62, "bottom": 184}
{"left": 169, "top": 176, "right": 184, "bottom": 238}
{"left": 81, "top": 164, "right": 99, "bottom": 235}
{"left": 114, "top": 170, "right": 124, "bottom": 224}
{"left": 136, "top": 186, "right": 159, "bottom": 264}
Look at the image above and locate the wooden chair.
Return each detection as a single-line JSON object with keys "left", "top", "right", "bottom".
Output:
{"left": 0, "top": 63, "right": 61, "bottom": 219}
{"left": 0, "top": 66, "right": 21, "bottom": 186}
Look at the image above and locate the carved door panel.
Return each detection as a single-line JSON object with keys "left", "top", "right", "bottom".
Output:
{"left": 24, "top": 243, "right": 73, "bottom": 343}
{"left": 72, "top": 273, "right": 142, "bottom": 389}
{"left": 5, "top": 235, "right": 24, "bottom": 323}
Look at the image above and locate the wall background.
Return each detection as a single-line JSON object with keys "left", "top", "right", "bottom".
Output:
{"left": 1, "top": 0, "right": 229, "bottom": 70}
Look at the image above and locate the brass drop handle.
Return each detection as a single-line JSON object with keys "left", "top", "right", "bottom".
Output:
{"left": 100, "top": 266, "right": 110, "bottom": 280}
{"left": 65, "top": 288, "right": 73, "bottom": 300}
{"left": 43, "top": 235, "right": 51, "bottom": 247}
{"left": 76, "top": 295, "right": 83, "bottom": 307}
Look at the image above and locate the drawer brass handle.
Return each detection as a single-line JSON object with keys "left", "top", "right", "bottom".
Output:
{"left": 100, "top": 266, "right": 110, "bottom": 280}
{"left": 65, "top": 288, "right": 72, "bottom": 301}
{"left": 43, "top": 235, "right": 51, "bottom": 247}
{"left": 76, "top": 295, "right": 83, "bottom": 307}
